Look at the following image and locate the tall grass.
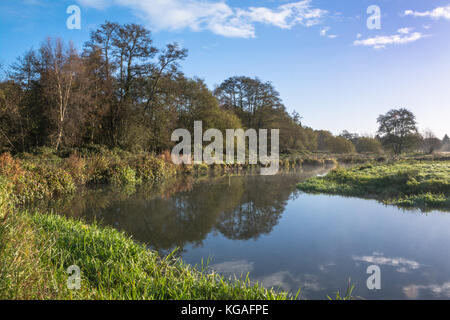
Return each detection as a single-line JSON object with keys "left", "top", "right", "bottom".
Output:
{"left": 1, "top": 174, "right": 290, "bottom": 300}
{"left": 0, "top": 209, "right": 291, "bottom": 300}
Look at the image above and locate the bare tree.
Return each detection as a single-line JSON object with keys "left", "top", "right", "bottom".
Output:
{"left": 422, "top": 130, "right": 442, "bottom": 154}
{"left": 39, "top": 38, "right": 81, "bottom": 150}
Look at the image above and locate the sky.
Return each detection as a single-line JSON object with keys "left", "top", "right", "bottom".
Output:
{"left": 0, "top": 0, "right": 449, "bottom": 138}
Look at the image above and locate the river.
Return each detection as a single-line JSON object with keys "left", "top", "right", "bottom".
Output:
{"left": 46, "top": 166, "right": 450, "bottom": 299}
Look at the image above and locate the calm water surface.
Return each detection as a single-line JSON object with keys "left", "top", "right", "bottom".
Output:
{"left": 56, "top": 167, "right": 450, "bottom": 299}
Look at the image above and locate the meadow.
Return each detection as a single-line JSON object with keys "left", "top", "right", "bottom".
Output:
{"left": 297, "top": 161, "right": 450, "bottom": 210}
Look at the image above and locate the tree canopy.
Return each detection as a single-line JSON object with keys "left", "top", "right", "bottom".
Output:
{"left": 377, "top": 108, "right": 419, "bottom": 154}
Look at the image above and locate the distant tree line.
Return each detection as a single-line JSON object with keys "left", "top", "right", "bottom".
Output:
{"left": 339, "top": 108, "right": 449, "bottom": 155}
{"left": 0, "top": 22, "right": 447, "bottom": 156}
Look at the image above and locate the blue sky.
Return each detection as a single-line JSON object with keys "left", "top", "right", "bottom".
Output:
{"left": 1, "top": 0, "right": 449, "bottom": 138}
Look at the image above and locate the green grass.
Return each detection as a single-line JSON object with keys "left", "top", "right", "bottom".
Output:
{"left": 297, "top": 161, "right": 450, "bottom": 210}
{"left": 1, "top": 151, "right": 364, "bottom": 300}
{"left": 1, "top": 173, "right": 292, "bottom": 300}
{"left": 0, "top": 209, "right": 292, "bottom": 300}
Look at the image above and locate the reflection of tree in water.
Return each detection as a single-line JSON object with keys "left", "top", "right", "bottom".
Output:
{"left": 104, "top": 174, "right": 307, "bottom": 249}
{"left": 215, "top": 175, "right": 301, "bottom": 240}
{"left": 41, "top": 168, "right": 330, "bottom": 253}
{"left": 111, "top": 180, "right": 246, "bottom": 252}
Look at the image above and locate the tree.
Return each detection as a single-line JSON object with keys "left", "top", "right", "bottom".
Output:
{"left": 340, "top": 130, "right": 359, "bottom": 144}
{"left": 326, "top": 136, "right": 355, "bottom": 154}
{"left": 355, "top": 137, "right": 383, "bottom": 154}
{"left": 422, "top": 130, "right": 442, "bottom": 154}
{"left": 38, "top": 38, "right": 84, "bottom": 150}
{"left": 214, "top": 76, "right": 285, "bottom": 130}
{"left": 442, "top": 134, "right": 450, "bottom": 152}
{"left": 291, "top": 111, "right": 303, "bottom": 126}
{"left": 315, "top": 130, "right": 355, "bottom": 154}
{"left": 377, "top": 108, "right": 418, "bottom": 154}
{"left": 215, "top": 76, "right": 317, "bottom": 152}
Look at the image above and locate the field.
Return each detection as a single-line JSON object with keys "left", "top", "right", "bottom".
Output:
{"left": 297, "top": 161, "right": 450, "bottom": 210}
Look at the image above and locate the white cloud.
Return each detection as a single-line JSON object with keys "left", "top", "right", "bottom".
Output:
{"left": 397, "top": 27, "right": 412, "bottom": 34}
{"left": 320, "top": 26, "right": 330, "bottom": 36}
{"left": 353, "top": 27, "right": 426, "bottom": 49}
{"left": 77, "top": 0, "right": 108, "bottom": 10}
{"left": 259, "top": 271, "right": 323, "bottom": 293}
{"left": 404, "top": 5, "right": 450, "bottom": 20}
{"left": 352, "top": 252, "right": 422, "bottom": 273}
{"left": 210, "top": 259, "right": 254, "bottom": 276}
{"left": 403, "top": 283, "right": 450, "bottom": 299}
{"left": 76, "top": 0, "right": 327, "bottom": 38}
{"left": 319, "top": 26, "right": 338, "bottom": 39}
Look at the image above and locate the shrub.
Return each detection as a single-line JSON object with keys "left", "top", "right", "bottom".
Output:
{"left": 14, "top": 165, "right": 76, "bottom": 204}
{"left": 0, "top": 152, "right": 23, "bottom": 182}
{"left": 63, "top": 152, "right": 86, "bottom": 185}
{"left": 194, "top": 163, "right": 209, "bottom": 176}
{"left": 110, "top": 165, "right": 139, "bottom": 187}
{"left": 356, "top": 137, "right": 383, "bottom": 154}
{"left": 0, "top": 176, "right": 13, "bottom": 221}
{"left": 85, "top": 154, "right": 110, "bottom": 184}
{"left": 134, "top": 155, "right": 176, "bottom": 182}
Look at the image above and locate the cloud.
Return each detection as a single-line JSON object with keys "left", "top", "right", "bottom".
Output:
{"left": 404, "top": 5, "right": 450, "bottom": 20}
{"left": 76, "top": 0, "right": 327, "bottom": 38}
{"left": 397, "top": 27, "right": 412, "bottom": 34}
{"left": 319, "top": 26, "right": 338, "bottom": 39}
{"left": 403, "top": 283, "right": 450, "bottom": 299}
{"left": 319, "top": 26, "right": 330, "bottom": 36}
{"left": 259, "top": 271, "right": 323, "bottom": 294}
{"left": 210, "top": 259, "right": 254, "bottom": 276}
{"left": 352, "top": 252, "right": 422, "bottom": 273}
{"left": 353, "top": 28, "right": 426, "bottom": 49}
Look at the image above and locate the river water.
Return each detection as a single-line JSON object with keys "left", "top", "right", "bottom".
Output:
{"left": 52, "top": 167, "right": 450, "bottom": 299}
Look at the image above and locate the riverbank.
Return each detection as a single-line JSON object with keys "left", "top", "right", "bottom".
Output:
{"left": 0, "top": 148, "right": 339, "bottom": 205}
{"left": 3, "top": 149, "right": 446, "bottom": 299}
{"left": 3, "top": 148, "right": 449, "bottom": 206}
{"left": 297, "top": 161, "right": 450, "bottom": 211}
{"left": 0, "top": 150, "right": 302, "bottom": 299}
{"left": 1, "top": 185, "right": 292, "bottom": 299}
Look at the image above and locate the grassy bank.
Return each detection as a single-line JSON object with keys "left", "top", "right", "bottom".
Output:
{"left": 1, "top": 152, "right": 289, "bottom": 299}
{"left": 0, "top": 185, "right": 290, "bottom": 299}
{"left": 0, "top": 148, "right": 341, "bottom": 204}
{"left": 297, "top": 161, "right": 450, "bottom": 210}
{"left": 0, "top": 151, "right": 362, "bottom": 300}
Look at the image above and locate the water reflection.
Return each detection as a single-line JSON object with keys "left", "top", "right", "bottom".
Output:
{"left": 43, "top": 167, "right": 329, "bottom": 253}
{"left": 33, "top": 166, "right": 450, "bottom": 299}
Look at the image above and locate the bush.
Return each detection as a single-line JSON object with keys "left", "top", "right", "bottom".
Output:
{"left": 0, "top": 176, "right": 13, "bottom": 221}
{"left": 326, "top": 137, "right": 356, "bottom": 154}
{"left": 0, "top": 152, "right": 23, "bottom": 182}
{"left": 64, "top": 152, "right": 86, "bottom": 184}
{"left": 14, "top": 164, "right": 76, "bottom": 204}
{"left": 134, "top": 155, "right": 177, "bottom": 182}
{"left": 85, "top": 154, "right": 110, "bottom": 184}
{"left": 110, "top": 165, "right": 139, "bottom": 187}
{"left": 356, "top": 138, "right": 383, "bottom": 154}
